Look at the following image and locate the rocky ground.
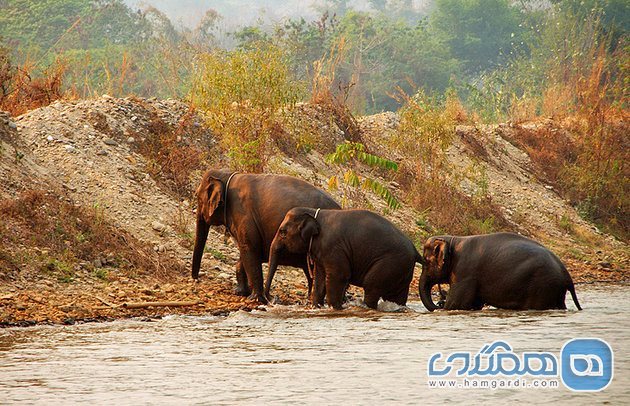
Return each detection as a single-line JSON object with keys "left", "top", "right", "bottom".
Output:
{"left": 0, "top": 96, "right": 627, "bottom": 326}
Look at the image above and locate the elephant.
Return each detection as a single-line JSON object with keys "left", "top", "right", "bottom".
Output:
{"left": 192, "top": 169, "right": 340, "bottom": 303}
{"left": 419, "top": 232, "right": 582, "bottom": 311}
{"left": 266, "top": 207, "right": 423, "bottom": 310}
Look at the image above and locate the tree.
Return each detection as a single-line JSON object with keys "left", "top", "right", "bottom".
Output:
{"left": 430, "top": 0, "right": 525, "bottom": 73}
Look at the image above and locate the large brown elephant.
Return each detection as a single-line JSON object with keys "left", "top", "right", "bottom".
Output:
{"left": 192, "top": 169, "right": 340, "bottom": 303}
{"left": 419, "top": 233, "right": 582, "bottom": 311}
{"left": 266, "top": 207, "right": 423, "bottom": 310}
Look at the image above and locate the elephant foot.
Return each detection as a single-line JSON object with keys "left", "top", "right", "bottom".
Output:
{"left": 234, "top": 286, "right": 252, "bottom": 297}
{"left": 247, "top": 292, "right": 269, "bottom": 304}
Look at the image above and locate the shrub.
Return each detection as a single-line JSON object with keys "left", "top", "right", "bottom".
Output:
{"left": 136, "top": 106, "right": 207, "bottom": 198}
{"left": 191, "top": 44, "right": 305, "bottom": 172}
{"left": 0, "top": 52, "right": 66, "bottom": 116}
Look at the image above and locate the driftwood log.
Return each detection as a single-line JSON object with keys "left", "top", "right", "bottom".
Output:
{"left": 93, "top": 297, "right": 201, "bottom": 310}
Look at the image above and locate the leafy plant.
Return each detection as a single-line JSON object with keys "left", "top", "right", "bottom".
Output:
{"left": 326, "top": 141, "right": 400, "bottom": 209}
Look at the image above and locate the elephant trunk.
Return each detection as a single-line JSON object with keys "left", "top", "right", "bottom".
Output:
{"left": 191, "top": 212, "right": 210, "bottom": 279}
{"left": 419, "top": 268, "right": 439, "bottom": 312}
{"left": 265, "top": 238, "right": 282, "bottom": 298}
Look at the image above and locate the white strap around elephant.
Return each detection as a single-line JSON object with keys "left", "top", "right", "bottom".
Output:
{"left": 223, "top": 172, "right": 238, "bottom": 242}
{"left": 307, "top": 208, "right": 321, "bottom": 278}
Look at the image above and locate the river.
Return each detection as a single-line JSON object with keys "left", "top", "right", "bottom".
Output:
{"left": 1, "top": 284, "right": 628, "bottom": 404}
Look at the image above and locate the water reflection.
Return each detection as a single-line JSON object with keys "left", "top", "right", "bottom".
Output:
{"left": 0, "top": 285, "right": 628, "bottom": 404}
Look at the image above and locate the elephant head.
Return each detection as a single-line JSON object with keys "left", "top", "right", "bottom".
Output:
{"left": 192, "top": 172, "right": 226, "bottom": 279}
{"left": 265, "top": 208, "right": 320, "bottom": 297}
{"left": 419, "top": 237, "right": 451, "bottom": 311}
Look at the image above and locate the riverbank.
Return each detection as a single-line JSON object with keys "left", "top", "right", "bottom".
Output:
{"left": 1, "top": 96, "right": 627, "bottom": 327}
{"left": 1, "top": 265, "right": 627, "bottom": 327}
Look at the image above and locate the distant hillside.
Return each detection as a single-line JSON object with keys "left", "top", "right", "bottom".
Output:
{"left": 123, "top": 0, "right": 432, "bottom": 29}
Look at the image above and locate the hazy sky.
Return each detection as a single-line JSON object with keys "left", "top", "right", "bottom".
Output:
{"left": 124, "top": 0, "right": 431, "bottom": 29}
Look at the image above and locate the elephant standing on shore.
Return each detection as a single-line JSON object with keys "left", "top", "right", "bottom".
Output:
{"left": 419, "top": 232, "right": 582, "bottom": 311}
{"left": 266, "top": 207, "right": 423, "bottom": 310}
{"left": 192, "top": 170, "right": 340, "bottom": 303}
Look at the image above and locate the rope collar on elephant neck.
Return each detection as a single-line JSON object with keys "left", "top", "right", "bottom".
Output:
{"left": 223, "top": 172, "right": 238, "bottom": 241}
{"left": 307, "top": 208, "right": 321, "bottom": 278}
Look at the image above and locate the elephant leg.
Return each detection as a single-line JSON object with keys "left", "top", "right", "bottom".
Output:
{"left": 444, "top": 280, "right": 478, "bottom": 310}
{"left": 363, "top": 288, "right": 380, "bottom": 309}
{"left": 312, "top": 267, "right": 326, "bottom": 307}
{"left": 382, "top": 284, "right": 410, "bottom": 307}
{"left": 234, "top": 260, "right": 251, "bottom": 297}
{"left": 382, "top": 266, "right": 413, "bottom": 307}
{"left": 239, "top": 249, "right": 267, "bottom": 304}
{"left": 524, "top": 284, "right": 567, "bottom": 310}
{"left": 471, "top": 296, "right": 484, "bottom": 310}
{"left": 325, "top": 272, "right": 348, "bottom": 310}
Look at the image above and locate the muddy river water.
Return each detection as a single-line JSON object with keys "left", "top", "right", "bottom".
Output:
{"left": 1, "top": 285, "right": 628, "bottom": 404}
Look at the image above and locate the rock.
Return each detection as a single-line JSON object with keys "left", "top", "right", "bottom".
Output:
{"left": 46, "top": 135, "right": 54, "bottom": 142}
{"left": 8, "top": 121, "right": 17, "bottom": 130}
{"left": 152, "top": 221, "right": 166, "bottom": 232}
{"left": 598, "top": 261, "right": 612, "bottom": 269}
{"left": 93, "top": 258, "right": 103, "bottom": 268}
{"left": 103, "top": 138, "right": 118, "bottom": 146}
{"left": 96, "top": 149, "right": 108, "bottom": 156}
{"left": 64, "top": 183, "right": 77, "bottom": 192}
{"left": 64, "top": 145, "right": 76, "bottom": 153}
{"left": 127, "top": 137, "right": 135, "bottom": 143}
{"left": 131, "top": 116, "right": 138, "bottom": 122}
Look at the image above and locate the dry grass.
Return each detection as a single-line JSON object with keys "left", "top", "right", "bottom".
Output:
{"left": 0, "top": 190, "right": 184, "bottom": 280}
{"left": 389, "top": 89, "right": 511, "bottom": 236}
{"left": 135, "top": 106, "right": 207, "bottom": 198}
{"left": 0, "top": 55, "right": 67, "bottom": 116}
{"left": 310, "top": 37, "right": 363, "bottom": 144}
{"left": 506, "top": 124, "right": 576, "bottom": 185}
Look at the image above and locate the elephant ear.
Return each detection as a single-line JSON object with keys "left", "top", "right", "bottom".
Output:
{"left": 197, "top": 177, "right": 224, "bottom": 223}
{"left": 299, "top": 215, "right": 320, "bottom": 242}
{"left": 434, "top": 239, "right": 447, "bottom": 271}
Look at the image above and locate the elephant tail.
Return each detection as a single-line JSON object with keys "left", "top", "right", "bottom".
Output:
{"left": 415, "top": 250, "right": 425, "bottom": 266}
{"left": 567, "top": 281, "right": 582, "bottom": 310}
{"left": 568, "top": 282, "right": 582, "bottom": 311}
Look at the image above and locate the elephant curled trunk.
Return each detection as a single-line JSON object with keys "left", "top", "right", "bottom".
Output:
{"left": 192, "top": 212, "right": 210, "bottom": 279}
{"left": 419, "top": 267, "right": 439, "bottom": 312}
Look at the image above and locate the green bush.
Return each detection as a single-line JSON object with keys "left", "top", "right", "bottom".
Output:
{"left": 191, "top": 44, "right": 305, "bottom": 171}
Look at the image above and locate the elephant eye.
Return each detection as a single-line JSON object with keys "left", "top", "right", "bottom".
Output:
{"left": 279, "top": 229, "right": 287, "bottom": 237}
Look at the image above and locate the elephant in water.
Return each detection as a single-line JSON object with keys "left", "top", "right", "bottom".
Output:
{"left": 419, "top": 233, "right": 582, "bottom": 311}
{"left": 192, "top": 169, "right": 340, "bottom": 303}
{"left": 267, "top": 207, "right": 423, "bottom": 310}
